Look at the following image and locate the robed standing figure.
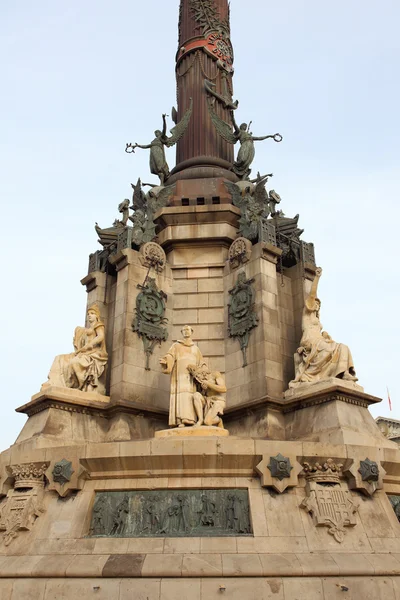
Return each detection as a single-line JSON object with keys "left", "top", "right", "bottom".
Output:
{"left": 160, "top": 325, "right": 205, "bottom": 427}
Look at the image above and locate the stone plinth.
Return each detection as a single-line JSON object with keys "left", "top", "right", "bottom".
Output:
{"left": 284, "top": 377, "right": 364, "bottom": 399}
{"left": 283, "top": 380, "right": 396, "bottom": 448}
{"left": 155, "top": 425, "right": 229, "bottom": 438}
{"left": 15, "top": 386, "right": 167, "bottom": 447}
{"left": 33, "top": 385, "right": 110, "bottom": 405}
{"left": 0, "top": 436, "right": 400, "bottom": 598}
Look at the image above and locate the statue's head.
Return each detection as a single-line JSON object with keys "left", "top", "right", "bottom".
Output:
{"left": 240, "top": 123, "right": 247, "bottom": 131}
{"left": 154, "top": 129, "right": 162, "bottom": 138}
{"left": 87, "top": 305, "right": 101, "bottom": 325}
{"left": 314, "top": 298, "right": 321, "bottom": 316}
{"left": 181, "top": 324, "right": 193, "bottom": 338}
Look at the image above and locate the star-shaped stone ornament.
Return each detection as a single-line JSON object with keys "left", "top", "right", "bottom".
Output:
{"left": 344, "top": 457, "right": 385, "bottom": 497}
{"left": 256, "top": 453, "right": 302, "bottom": 493}
{"left": 267, "top": 453, "right": 293, "bottom": 481}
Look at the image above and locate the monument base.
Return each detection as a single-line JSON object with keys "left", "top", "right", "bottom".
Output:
{"left": 155, "top": 425, "right": 230, "bottom": 438}
{"left": 283, "top": 380, "right": 396, "bottom": 448}
{"left": 14, "top": 386, "right": 168, "bottom": 447}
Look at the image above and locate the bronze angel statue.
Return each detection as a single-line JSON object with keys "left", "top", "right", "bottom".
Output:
{"left": 126, "top": 99, "right": 193, "bottom": 185}
{"left": 129, "top": 178, "right": 174, "bottom": 246}
{"left": 208, "top": 105, "right": 282, "bottom": 180}
{"left": 225, "top": 174, "right": 276, "bottom": 241}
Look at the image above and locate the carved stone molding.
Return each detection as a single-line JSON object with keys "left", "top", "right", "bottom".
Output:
{"left": 80, "top": 271, "right": 106, "bottom": 294}
{"left": 344, "top": 458, "right": 385, "bottom": 497}
{"left": 140, "top": 242, "right": 167, "bottom": 272}
{"left": 300, "top": 459, "right": 359, "bottom": 543}
{"left": 228, "top": 237, "right": 252, "bottom": 270}
{"left": 261, "top": 242, "right": 282, "bottom": 265}
{"left": 256, "top": 453, "right": 302, "bottom": 493}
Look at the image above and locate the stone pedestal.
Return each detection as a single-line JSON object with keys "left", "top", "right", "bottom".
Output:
{"left": 155, "top": 425, "right": 229, "bottom": 438}
{"left": 283, "top": 379, "right": 396, "bottom": 448}
{"left": 15, "top": 386, "right": 167, "bottom": 447}
{"left": 0, "top": 435, "right": 400, "bottom": 599}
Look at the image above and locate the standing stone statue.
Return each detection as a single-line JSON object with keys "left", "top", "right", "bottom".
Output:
{"left": 42, "top": 305, "right": 108, "bottom": 395}
{"left": 289, "top": 268, "right": 357, "bottom": 388}
{"left": 160, "top": 325, "right": 205, "bottom": 428}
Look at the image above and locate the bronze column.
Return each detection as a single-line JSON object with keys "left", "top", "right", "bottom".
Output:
{"left": 171, "top": 0, "right": 236, "bottom": 181}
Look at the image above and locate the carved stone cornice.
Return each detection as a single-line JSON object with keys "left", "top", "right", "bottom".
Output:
{"left": 17, "top": 386, "right": 168, "bottom": 420}
{"left": 80, "top": 272, "right": 106, "bottom": 293}
{"left": 282, "top": 381, "right": 380, "bottom": 414}
{"left": 260, "top": 242, "right": 282, "bottom": 264}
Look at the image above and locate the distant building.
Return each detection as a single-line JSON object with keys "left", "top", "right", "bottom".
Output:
{"left": 376, "top": 416, "right": 400, "bottom": 444}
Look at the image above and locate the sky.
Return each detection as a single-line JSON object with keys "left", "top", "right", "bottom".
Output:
{"left": 1, "top": 0, "right": 399, "bottom": 449}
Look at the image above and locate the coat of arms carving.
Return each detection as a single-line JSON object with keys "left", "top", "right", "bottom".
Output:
{"left": 228, "top": 272, "right": 258, "bottom": 367}
{"left": 132, "top": 277, "right": 168, "bottom": 370}
{"left": 300, "top": 459, "right": 358, "bottom": 543}
{"left": 0, "top": 463, "right": 47, "bottom": 546}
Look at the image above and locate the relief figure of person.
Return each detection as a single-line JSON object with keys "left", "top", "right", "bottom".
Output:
{"left": 43, "top": 304, "right": 108, "bottom": 394}
{"left": 289, "top": 268, "right": 357, "bottom": 388}
{"left": 160, "top": 325, "right": 205, "bottom": 427}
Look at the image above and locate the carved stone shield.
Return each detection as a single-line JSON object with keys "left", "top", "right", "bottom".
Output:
{"left": 301, "top": 481, "right": 358, "bottom": 543}
{"left": 228, "top": 272, "right": 258, "bottom": 367}
{"left": 132, "top": 278, "right": 168, "bottom": 370}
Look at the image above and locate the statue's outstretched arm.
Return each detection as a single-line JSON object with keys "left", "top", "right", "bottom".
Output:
{"left": 231, "top": 111, "right": 240, "bottom": 134}
{"left": 252, "top": 133, "right": 282, "bottom": 142}
{"left": 305, "top": 267, "right": 322, "bottom": 311}
{"left": 160, "top": 352, "right": 174, "bottom": 374}
{"left": 135, "top": 143, "right": 152, "bottom": 150}
{"left": 161, "top": 114, "right": 167, "bottom": 138}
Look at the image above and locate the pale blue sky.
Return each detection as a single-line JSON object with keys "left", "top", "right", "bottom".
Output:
{"left": 1, "top": 0, "right": 399, "bottom": 448}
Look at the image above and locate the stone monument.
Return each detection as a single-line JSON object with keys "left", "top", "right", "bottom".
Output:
{"left": 1, "top": 1, "right": 400, "bottom": 599}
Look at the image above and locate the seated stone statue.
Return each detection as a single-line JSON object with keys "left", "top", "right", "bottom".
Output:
{"left": 289, "top": 267, "right": 357, "bottom": 388}
{"left": 42, "top": 305, "right": 108, "bottom": 394}
{"left": 187, "top": 364, "right": 227, "bottom": 428}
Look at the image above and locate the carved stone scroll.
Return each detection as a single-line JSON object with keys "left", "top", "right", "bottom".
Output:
{"left": 132, "top": 278, "right": 168, "bottom": 370}
{"left": 89, "top": 489, "right": 251, "bottom": 537}
{"left": 228, "top": 272, "right": 258, "bottom": 367}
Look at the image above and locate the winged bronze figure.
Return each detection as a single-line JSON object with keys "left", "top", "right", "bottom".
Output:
{"left": 129, "top": 179, "right": 175, "bottom": 246}
{"left": 126, "top": 99, "right": 193, "bottom": 185}
{"left": 208, "top": 103, "right": 282, "bottom": 180}
{"left": 225, "top": 174, "right": 274, "bottom": 241}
